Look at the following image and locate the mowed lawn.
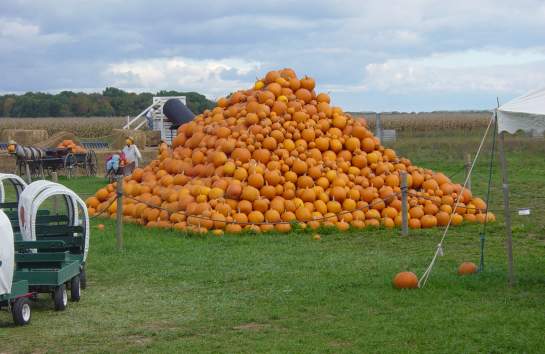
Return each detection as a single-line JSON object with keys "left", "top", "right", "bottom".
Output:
{"left": 1, "top": 132, "right": 544, "bottom": 353}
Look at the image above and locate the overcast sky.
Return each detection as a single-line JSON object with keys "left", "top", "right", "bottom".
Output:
{"left": 2, "top": 0, "right": 545, "bottom": 111}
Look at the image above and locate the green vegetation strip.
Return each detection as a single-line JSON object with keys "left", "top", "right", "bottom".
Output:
{"left": 0, "top": 133, "right": 543, "bottom": 353}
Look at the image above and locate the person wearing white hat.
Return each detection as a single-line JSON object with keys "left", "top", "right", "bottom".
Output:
{"left": 122, "top": 136, "right": 142, "bottom": 168}
{"left": 7, "top": 140, "right": 17, "bottom": 154}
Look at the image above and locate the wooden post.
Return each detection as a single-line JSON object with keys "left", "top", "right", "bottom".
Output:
{"left": 52, "top": 172, "right": 58, "bottom": 213}
{"left": 497, "top": 131, "right": 515, "bottom": 286}
{"left": 115, "top": 175, "right": 124, "bottom": 250}
{"left": 401, "top": 171, "right": 408, "bottom": 236}
{"left": 465, "top": 153, "right": 472, "bottom": 190}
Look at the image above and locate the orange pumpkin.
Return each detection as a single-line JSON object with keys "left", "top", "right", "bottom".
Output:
{"left": 393, "top": 272, "right": 419, "bottom": 289}
{"left": 88, "top": 68, "right": 490, "bottom": 233}
{"left": 458, "top": 262, "right": 477, "bottom": 275}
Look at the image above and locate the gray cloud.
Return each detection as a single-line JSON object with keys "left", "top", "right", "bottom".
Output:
{"left": 1, "top": 0, "right": 545, "bottom": 110}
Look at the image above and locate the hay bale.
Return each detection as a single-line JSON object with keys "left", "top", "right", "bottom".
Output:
{"left": 1, "top": 129, "right": 48, "bottom": 146}
{"left": 111, "top": 129, "right": 146, "bottom": 150}
{"left": 34, "top": 131, "right": 80, "bottom": 149}
{"left": 145, "top": 130, "right": 162, "bottom": 147}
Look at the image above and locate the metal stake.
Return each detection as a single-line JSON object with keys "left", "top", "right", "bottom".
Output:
{"left": 465, "top": 153, "right": 472, "bottom": 191}
{"left": 497, "top": 130, "right": 515, "bottom": 286}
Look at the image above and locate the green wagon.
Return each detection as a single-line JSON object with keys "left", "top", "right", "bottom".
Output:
{"left": 0, "top": 210, "right": 33, "bottom": 326}
{"left": 13, "top": 180, "right": 90, "bottom": 311}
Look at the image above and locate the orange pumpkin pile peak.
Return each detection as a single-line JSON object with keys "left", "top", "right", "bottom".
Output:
{"left": 87, "top": 68, "right": 494, "bottom": 234}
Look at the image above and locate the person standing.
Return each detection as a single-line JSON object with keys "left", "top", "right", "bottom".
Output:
{"left": 146, "top": 108, "right": 154, "bottom": 129}
{"left": 122, "top": 136, "right": 143, "bottom": 168}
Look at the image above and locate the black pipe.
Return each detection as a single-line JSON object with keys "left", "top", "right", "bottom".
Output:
{"left": 162, "top": 99, "right": 195, "bottom": 127}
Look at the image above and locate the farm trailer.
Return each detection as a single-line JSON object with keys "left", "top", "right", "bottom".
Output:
{"left": 0, "top": 210, "right": 33, "bottom": 326}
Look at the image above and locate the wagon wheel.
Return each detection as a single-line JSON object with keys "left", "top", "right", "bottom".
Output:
{"left": 63, "top": 153, "right": 76, "bottom": 179}
{"left": 70, "top": 275, "right": 81, "bottom": 302}
{"left": 11, "top": 298, "right": 31, "bottom": 326}
{"left": 53, "top": 285, "right": 68, "bottom": 311}
{"left": 77, "top": 155, "right": 87, "bottom": 176}
{"left": 85, "top": 150, "right": 98, "bottom": 176}
{"left": 107, "top": 168, "right": 117, "bottom": 183}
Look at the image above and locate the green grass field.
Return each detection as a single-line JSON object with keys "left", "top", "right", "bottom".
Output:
{"left": 1, "top": 131, "right": 544, "bottom": 353}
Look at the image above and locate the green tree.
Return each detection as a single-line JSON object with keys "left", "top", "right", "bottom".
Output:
{"left": 0, "top": 87, "right": 215, "bottom": 117}
{"left": 2, "top": 96, "right": 16, "bottom": 116}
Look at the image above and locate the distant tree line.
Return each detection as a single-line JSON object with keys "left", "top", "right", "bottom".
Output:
{"left": 0, "top": 87, "right": 216, "bottom": 118}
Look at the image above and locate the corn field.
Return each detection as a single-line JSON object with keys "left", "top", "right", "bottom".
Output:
{"left": 0, "top": 112, "right": 512, "bottom": 140}
{"left": 354, "top": 112, "right": 491, "bottom": 134}
{"left": 0, "top": 117, "right": 126, "bottom": 138}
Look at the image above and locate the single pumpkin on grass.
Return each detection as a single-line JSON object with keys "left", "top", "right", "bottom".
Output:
{"left": 458, "top": 262, "right": 477, "bottom": 275}
{"left": 393, "top": 271, "right": 419, "bottom": 289}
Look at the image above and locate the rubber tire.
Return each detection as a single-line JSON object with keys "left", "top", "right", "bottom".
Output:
{"left": 54, "top": 285, "right": 68, "bottom": 311}
{"left": 70, "top": 275, "right": 81, "bottom": 302}
{"left": 12, "top": 298, "right": 31, "bottom": 326}
{"left": 80, "top": 268, "right": 87, "bottom": 289}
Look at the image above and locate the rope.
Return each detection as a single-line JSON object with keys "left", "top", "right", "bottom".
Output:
{"left": 479, "top": 113, "right": 498, "bottom": 272}
{"left": 418, "top": 116, "right": 495, "bottom": 288}
{"left": 404, "top": 191, "right": 505, "bottom": 213}
{"left": 121, "top": 191, "right": 401, "bottom": 226}
{"left": 90, "top": 196, "right": 118, "bottom": 219}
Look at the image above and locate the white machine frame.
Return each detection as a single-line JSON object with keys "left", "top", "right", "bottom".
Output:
{"left": 123, "top": 96, "right": 187, "bottom": 144}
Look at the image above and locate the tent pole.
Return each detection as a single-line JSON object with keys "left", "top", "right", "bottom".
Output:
{"left": 497, "top": 126, "right": 515, "bottom": 286}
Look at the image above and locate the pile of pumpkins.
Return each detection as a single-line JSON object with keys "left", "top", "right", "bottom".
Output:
{"left": 86, "top": 68, "right": 495, "bottom": 233}
{"left": 57, "top": 139, "right": 86, "bottom": 154}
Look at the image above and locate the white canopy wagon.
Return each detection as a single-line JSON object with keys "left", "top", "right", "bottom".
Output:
{"left": 0, "top": 173, "right": 27, "bottom": 219}
{"left": 0, "top": 210, "right": 33, "bottom": 326}
{"left": 1, "top": 180, "right": 91, "bottom": 321}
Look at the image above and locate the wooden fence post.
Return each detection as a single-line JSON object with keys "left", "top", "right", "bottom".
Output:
{"left": 116, "top": 175, "right": 124, "bottom": 250}
{"left": 401, "top": 171, "right": 408, "bottom": 236}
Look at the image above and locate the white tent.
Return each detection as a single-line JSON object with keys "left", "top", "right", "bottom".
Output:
{"left": 495, "top": 87, "right": 545, "bottom": 286}
{"left": 498, "top": 87, "right": 545, "bottom": 135}
{"left": 0, "top": 210, "right": 15, "bottom": 296}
